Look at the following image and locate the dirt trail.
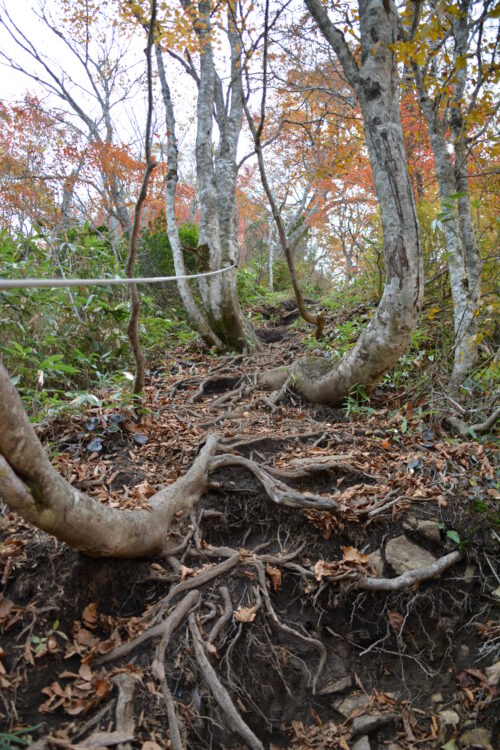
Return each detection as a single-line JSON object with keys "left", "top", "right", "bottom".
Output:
{"left": 0, "top": 321, "right": 498, "bottom": 749}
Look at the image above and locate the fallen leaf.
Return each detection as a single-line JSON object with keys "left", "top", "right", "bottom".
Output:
{"left": 266, "top": 563, "right": 282, "bottom": 592}
{"left": 82, "top": 603, "right": 98, "bottom": 627}
{"left": 341, "top": 546, "right": 370, "bottom": 564}
{"left": 387, "top": 610, "right": 405, "bottom": 633}
{"left": 234, "top": 604, "right": 258, "bottom": 623}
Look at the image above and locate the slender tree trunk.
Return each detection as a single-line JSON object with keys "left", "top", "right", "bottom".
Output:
{"left": 268, "top": 0, "right": 424, "bottom": 405}
{"left": 192, "top": 0, "right": 258, "bottom": 351}
{"left": 156, "top": 46, "right": 223, "bottom": 350}
{"left": 126, "top": 0, "right": 158, "bottom": 395}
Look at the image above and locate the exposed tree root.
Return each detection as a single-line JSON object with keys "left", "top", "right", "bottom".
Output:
{"left": 359, "top": 551, "right": 463, "bottom": 591}
{"left": 445, "top": 407, "right": 500, "bottom": 437}
{"left": 210, "top": 453, "right": 341, "bottom": 511}
{"left": 252, "top": 560, "right": 326, "bottom": 694}
{"left": 97, "top": 589, "right": 200, "bottom": 664}
{"left": 188, "top": 613, "right": 264, "bottom": 750}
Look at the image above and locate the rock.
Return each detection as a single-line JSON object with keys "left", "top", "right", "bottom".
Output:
{"left": 351, "top": 714, "right": 395, "bottom": 736}
{"left": 440, "top": 709, "right": 460, "bottom": 726}
{"left": 459, "top": 727, "right": 492, "bottom": 748}
{"left": 385, "top": 535, "right": 437, "bottom": 575}
{"left": 352, "top": 736, "right": 371, "bottom": 750}
{"left": 368, "top": 549, "right": 384, "bottom": 577}
{"left": 485, "top": 660, "right": 500, "bottom": 686}
{"left": 333, "top": 693, "right": 370, "bottom": 718}
{"left": 403, "top": 515, "right": 441, "bottom": 542}
{"left": 492, "top": 585, "right": 500, "bottom": 601}
{"left": 319, "top": 675, "right": 352, "bottom": 695}
{"left": 464, "top": 564, "right": 476, "bottom": 584}
{"left": 431, "top": 692, "right": 444, "bottom": 703}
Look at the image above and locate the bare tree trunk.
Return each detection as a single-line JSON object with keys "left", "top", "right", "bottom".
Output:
{"left": 266, "top": 0, "right": 423, "bottom": 405}
{"left": 126, "top": 0, "right": 158, "bottom": 395}
{"left": 0, "top": 361, "right": 216, "bottom": 557}
{"left": 156, "top": 46, "right": 223, "bottom": 350}
{"left": 243, "top": 0, "right": 325, "bottom": 338}
{"left": 193, "top": 0, "right": 258, "bottom": 351}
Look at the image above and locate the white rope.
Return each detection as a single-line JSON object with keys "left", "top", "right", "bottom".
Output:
{"left": 0, "top": 264, "right": 235, "bottom": 291}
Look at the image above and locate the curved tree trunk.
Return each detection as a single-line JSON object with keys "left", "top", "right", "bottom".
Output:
{"left": 282, "top": 0, "right": 424, "bottom": 406}
{"left": 0, "top": 361, "right": 217, "bottom": 557}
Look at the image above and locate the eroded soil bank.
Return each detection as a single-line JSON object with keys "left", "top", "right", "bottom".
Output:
{"left": 1, "top": 323, "right": 498, "bottom": 749}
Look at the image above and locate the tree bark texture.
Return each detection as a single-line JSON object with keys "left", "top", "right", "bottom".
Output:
{"left": 295, "top": 0, "right": 423, "bottom": 405}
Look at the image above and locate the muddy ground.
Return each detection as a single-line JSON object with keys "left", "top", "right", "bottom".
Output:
{"left": 1, "top": 311, "right": 499, "bottom": 750}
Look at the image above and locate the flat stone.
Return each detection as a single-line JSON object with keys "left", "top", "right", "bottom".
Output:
{"left": 403, "top": 516, "right": 442, "bottom": 542}
{"left": 459, "top": 727, "right": 492, "bottom": 748}
{"left": 385, "top": 535, "right": 437, "bottom": 575}
{"left": 485, "top": 660, "right": 500, "bottom": 686}
{"left": 319, "top": 675, "right": 352, "bottom": 695}
{"left": 439, "top": 710, "right": 460, "bottom": 726}
{"left": 368, "top": 549, "right": 384, "bottom": 577}
{"left": 351, "top": 714, "right": 395, "bottom": 736}
{"left": 431, "top": 692, "right": 444, "bottom": 703}
{"left": 333, "top": 693, "right": 370, "bottom": 718}
{"left": 352, "top": 736, "right": 371, "bottom": 750}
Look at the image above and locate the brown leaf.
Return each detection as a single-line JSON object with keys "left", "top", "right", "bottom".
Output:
{"left": 314, "top": 559, "right": 339, "bottom": 581}
{"left": 341, "top": 546, "right": 370, "bottom": 564}
{"left": 266, "top": 563, "right": 282, "bottom": 592}
{"left": 0, "top": 596, "right": 14, "bottom": 620}
{"left": 79, "top": 663, "right": 93, "bottom": 682}
{"left": 234, "top": 605, "right": 258, "bottom": 623}
{"left": 387, "top": 610, "right": 405, "bottom": 633}
{"left": 82, "top": 602, "right": 98, "bottom": 627}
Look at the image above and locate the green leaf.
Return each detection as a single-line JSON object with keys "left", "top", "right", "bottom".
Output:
{"left": 446, "top": 530, "right": 461, "bottom": 545}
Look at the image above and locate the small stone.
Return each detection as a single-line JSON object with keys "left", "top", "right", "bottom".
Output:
{"left": 439, "top": 710, "right": 460, "bottom": 726}
{"left": 460, "top": 644, "right": 470, "bottom": 657}
{"left": 459, "top": 727, "right": 492, "bottom": 748}
{"left": 351, "top": 714, "right": 395, "bottom": 736}
{"left": 464, "top": 564, "right": 476, "bottom": 584}
{"left": 386, "top": 745, "right": 403, "bottom": 750}
{"left": 492, "top": 585, "right": 500, "bottom": 601}
{"left": 368, "top": 549, "right": 384, "bottom": 577}
{"left": 352, "top": 736, "right": 371, "bottom": 750}
{"left": 333, "top": 693, "right": 370, "bottom": 718}
{"left": 431, "top": 692, "right": 444, "bottom": 703}
{"left": 385, "top": 535, "right": 437, "bottom": 575}
{"left": 319, "top": 675, "right": 352, "bottom": 695}
{"left": 485, "top": 660, "right": 500, "bottom": 686}
{"left": 403, "top": 516, "right": 442, "bottom": 542}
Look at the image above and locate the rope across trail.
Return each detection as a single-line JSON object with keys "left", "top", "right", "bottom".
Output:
{"left": 0, "top": 264, "right": 235, "bottom": 291}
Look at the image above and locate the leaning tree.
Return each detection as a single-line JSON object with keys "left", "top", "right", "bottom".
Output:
{"left": 260, "top": 0, "right": 424, "bottom": 405}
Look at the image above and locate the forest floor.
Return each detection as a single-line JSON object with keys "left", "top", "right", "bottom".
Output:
{"left": 0, "top": 301, "right": 499, "bottom": 750}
